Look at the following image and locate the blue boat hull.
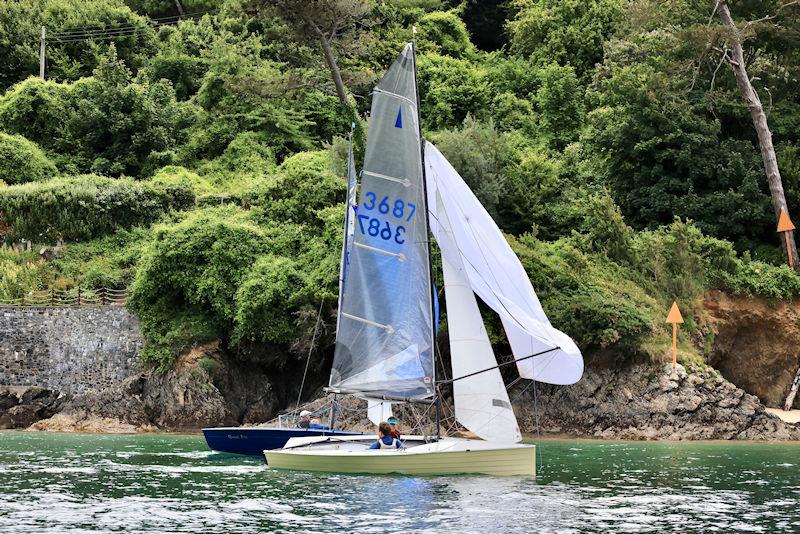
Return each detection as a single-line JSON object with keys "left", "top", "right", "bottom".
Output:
{"left": 202, "top": 426, "right": 362, "bottom": 456}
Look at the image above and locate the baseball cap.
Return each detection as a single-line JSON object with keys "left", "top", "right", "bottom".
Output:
{"left": 299, "top": 410, "right": 312, "bottom": 417}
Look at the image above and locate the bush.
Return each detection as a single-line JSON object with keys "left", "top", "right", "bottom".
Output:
{"left": 0, "top": 0, "right": 157, "bottom": 90}
{"left": 0, "top": 175, "right": 194, "bottom": 242}
{"left": 244, "top": 150, "right": 346, "bottom": 226}
{"left": 510, "top": 233, "right": 655, "bottom": 349}
{"left": 128, "top": 206, "right": 326, "bottom": 367}
{"left": 418, "top": 11, "right": 474, "bottom": 58}
{"left": 430, "top": 117, "right": 509, "bottom": 219}
{"left": 0, "top": 133, "right": 58, "bottom": 185}
{"left": 417, "top": 53, "right": 490, "bottom": 130}
{"left": 232, "top": 255, "right": 311, "bottom": 344}
{"left": 0, "top": 50, "right": 189, "bottom": 177}
{"left": 0, "top": 248, "right": 54, "bottom": 301}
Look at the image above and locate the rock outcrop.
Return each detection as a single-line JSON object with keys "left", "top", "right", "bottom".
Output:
{"left": 0, "top": 386, "right": 65, "bottom": 429}
{"left": 516, "top": 363, "right": 800, "bottom": 440}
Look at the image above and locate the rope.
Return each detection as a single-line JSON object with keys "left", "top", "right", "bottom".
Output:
{"left": 294, "top": 297, "right": 325, "bottom": 415}
{"left": 437, "top": 347, "right": 559, "bottom": 385}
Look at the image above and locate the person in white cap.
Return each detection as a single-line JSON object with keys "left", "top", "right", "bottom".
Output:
{"left": 297, "top": 410, "right": 313, "bottom": 429}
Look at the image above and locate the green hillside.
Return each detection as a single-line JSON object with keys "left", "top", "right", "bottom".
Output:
{"left": 1, "top": 0, "right": 799, "bottom": 370}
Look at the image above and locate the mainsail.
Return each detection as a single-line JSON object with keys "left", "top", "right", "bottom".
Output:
{"left": 426, "top": 142, "right": 583, "bottom": 386}
{"left": 436, "top": 189, "right": 522, "bottom": 443}
{"left": 330, "top": 44, "right": 435, "bottom": 400}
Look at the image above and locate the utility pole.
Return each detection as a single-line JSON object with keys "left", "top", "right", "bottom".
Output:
{"left": 39, "top": 26, "right": 46, "bottom": 79}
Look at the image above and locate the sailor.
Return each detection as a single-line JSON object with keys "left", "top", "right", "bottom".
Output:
{"left": 387, "top": 416, "right": 401, "bottom": 440}
{"left": 369, "top": 421, "right": 401, "bottom": 449}
{"left": 297, "top": 410, "right": 313, "bottom": 428}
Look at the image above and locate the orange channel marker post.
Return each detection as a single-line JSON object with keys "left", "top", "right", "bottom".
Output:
{"left": 665, "top": 302, "right": 684, "bottom": 369}
{"left": 777, "top": 208, "right": 796, "bottom": 271}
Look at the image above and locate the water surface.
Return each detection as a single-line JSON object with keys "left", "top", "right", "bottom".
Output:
{"left": 1, "top": 431, "right": 799, "bottom": 533}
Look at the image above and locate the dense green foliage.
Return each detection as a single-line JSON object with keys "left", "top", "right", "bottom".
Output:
{"left": 0, "top": 175, "right": 194, "bottom": 241}
{"left": 1, "top": 0, "right": 799, "bottom": 369}
{"left": 0, "top": 133, "right": 58, "bottom": 185}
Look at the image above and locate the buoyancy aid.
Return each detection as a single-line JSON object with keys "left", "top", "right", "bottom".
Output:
{"left": 377, "top": 437, "right": 401, "bottom": 449}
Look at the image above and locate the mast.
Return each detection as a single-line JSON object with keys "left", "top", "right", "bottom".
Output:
{"left": 410, "top": 33, "right": 440, "bottom": 437}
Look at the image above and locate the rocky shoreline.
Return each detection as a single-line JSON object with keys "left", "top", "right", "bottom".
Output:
{"left": 3, "top": 360, "right": 799, "bottom": 441}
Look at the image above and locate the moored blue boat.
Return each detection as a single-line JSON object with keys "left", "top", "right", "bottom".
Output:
{"left": 202, "top": 426, "right": 363, "bottom": 456}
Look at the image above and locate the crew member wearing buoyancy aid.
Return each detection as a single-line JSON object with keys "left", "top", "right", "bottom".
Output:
{"left": 369, "top": 421, "right": 401, "bottom": 449}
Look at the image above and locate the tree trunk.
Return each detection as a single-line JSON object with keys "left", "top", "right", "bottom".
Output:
{"left": 174, "top": 1, "right": 185, "bottom": 16}
{"left": 784, "top": 364, "right": 800, "bottom": 411}
{"left": 307, "top": 20, "right": 350, "bottom": 106}
{"left": 715, "top": 0, "right": 799, "bottom": 266}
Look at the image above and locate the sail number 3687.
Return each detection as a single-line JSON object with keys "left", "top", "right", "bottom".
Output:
{"left": 359, "top": 192, "right": 415, "bottom": 244}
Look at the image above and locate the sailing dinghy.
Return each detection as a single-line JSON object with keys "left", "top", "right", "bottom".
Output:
{"left": 265, "top": 42, "right": 583, "bottom": 477}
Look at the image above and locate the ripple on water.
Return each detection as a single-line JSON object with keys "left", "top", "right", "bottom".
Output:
{"left": 2, "top": 433, "right": 800, "bottom": 533}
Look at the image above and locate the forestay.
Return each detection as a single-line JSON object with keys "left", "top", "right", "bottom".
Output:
{"left": 426, "top": 142, "right": 583, "bottom": 386}
{"left": 330, "top": 44, "right": 435, "bottom": 401}
{"left": 437, "top": 189, "right": 521, "bottom": 443}
{"left": 335, "top": 131, "right": 358, "bottom": 337}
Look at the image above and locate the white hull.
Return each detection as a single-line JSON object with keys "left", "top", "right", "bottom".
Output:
{"left": 264, "top": 436, "right": 535, "bottom": 477}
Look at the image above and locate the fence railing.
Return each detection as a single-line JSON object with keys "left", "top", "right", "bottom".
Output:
{"left": 0, "top": 287, "right": 128, "bottom": 307}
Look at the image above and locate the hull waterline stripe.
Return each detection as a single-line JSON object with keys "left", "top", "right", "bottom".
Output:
{"left": 363, "top": 170, "right": 411, "bottom": 187}
{"left": 342, "top": 312, "right": 394, "bottom": 333}
{"left": 354, "top": 242, "right": 406, "bottom": 261}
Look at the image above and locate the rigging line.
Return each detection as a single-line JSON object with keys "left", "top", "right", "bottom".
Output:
{"left": 437, "top": 347, "right": 558, "bottom": 385}
{"left": 294, "top": 297, "right": 325, "bottom": 416}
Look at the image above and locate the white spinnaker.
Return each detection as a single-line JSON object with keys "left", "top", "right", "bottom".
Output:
{"left": 437, "top": 190, "right": 522, "bottom": 443}
{"left": 366, "top": 399, "right": 393, "bottom": 426}
{"left": 426, "top": 141, "right": 583, "bottom": 385}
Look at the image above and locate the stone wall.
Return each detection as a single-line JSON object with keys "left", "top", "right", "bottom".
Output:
{"left": 0, "top": 306, "right": 142, "bottom": 395}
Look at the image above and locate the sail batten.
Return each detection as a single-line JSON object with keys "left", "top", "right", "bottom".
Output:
{"left": 330, "top": 43, "right": 435, "bottom": 401}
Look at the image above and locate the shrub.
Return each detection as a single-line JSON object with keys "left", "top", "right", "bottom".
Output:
{"left": 510, "top": 233, "right": 655, "bottom": 350}
{"left": 418, "top": 11, "right": 474, "bottom": 58}
{"left": 0, "top": 133, "right": 58, "bottom": 185}
{"left": 244, "top": 150, "right": 346, "bottom": 226}
{"left": 430, "top": 117, "right": 509, "bottom": 220}
{"left": 417, "top": 53, "right": 490, "bottom": 130}
{"left": 0, "top": 175, "right": 194, "bottom": 242}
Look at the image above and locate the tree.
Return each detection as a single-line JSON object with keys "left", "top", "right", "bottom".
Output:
{"left": 713, "top": 0, "right": 800, "bottom": 266}
{"left": 250, "top": 0, "right": 371, "bottom": 107}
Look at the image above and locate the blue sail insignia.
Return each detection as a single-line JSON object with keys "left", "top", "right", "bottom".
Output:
{"left": 395, "top": 108, "right": 403, "bottom": 128}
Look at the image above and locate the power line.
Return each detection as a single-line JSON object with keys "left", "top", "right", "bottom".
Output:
{"left": 49, "top": 11, "right": 207, "bottom": 37}
{"left": 48, "top": 12, "right": 207, "bottom": 42}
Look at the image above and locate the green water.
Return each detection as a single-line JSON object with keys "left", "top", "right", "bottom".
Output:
{"left": 1, "top": 432, "right": 799, "bottom": 533}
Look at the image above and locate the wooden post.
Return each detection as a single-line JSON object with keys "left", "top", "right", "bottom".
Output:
{"left": 39, "top": 26, "right": 46, "bottom": 80}
{"left": 665, "top": 302, "right": 684, "bottom": 368}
